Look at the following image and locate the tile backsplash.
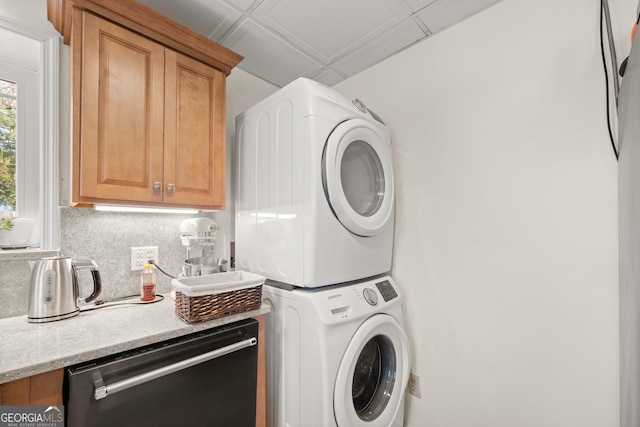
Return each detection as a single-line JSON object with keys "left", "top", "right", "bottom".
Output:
{"left": 0, "top": 207, "right": 225, "bottom": 319}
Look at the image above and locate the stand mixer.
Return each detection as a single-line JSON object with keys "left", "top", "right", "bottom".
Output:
{"left": 179, "top": 218, "right": 228, "bottom": 277}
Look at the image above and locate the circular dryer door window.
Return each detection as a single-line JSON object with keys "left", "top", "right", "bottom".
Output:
{"left": 334, "top": 314, "right": 410, "bottom": 427}
{"left": 323, "top": 118, "right": 394, "bottom": 237}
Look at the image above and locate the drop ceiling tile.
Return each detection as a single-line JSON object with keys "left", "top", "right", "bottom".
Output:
{"left": 137, "top": 0, "right": 242, "bottom": 40}
{"left": 136, "top": 0, "right": 502, "bottom": 89}
{"left": 223, "top": 0, "right": 258, "bottom": 12}
{"left": 402, "top": 0, "right": 439, "bottom": 13}
{"left": 333, "top": 19, "right": 427, "bottom": 77}
{"left": 223, "top": 18, "right": 323, "bottom": 87}
{"left": 251, "top": 0, "right": 412, "bottom": 63}
{"left": 310, "top": 68, "right": 347, "bottom": 87}
{"left": 417, "top": 0, "right": 501, "bottom": 33}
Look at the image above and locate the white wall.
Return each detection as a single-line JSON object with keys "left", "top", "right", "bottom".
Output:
{"left": 335, "top": 0, "right": 631, "bottom": 425}
{"left": 0, "top": 0, "right": 56, "bottom": 34}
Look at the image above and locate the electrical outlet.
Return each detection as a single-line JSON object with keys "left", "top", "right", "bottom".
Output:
{"left": 408, "top": 372, "right": 421, "bottom": 398}
{"left": 130, "top": 246, "right": 158, "bottom": 271}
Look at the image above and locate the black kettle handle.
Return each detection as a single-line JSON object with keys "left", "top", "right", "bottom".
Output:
{"left": 86, "top": 269, "right": 102, "bottom": 303}
{"left": 73, "top": 258, "right": 102, "bottom": 304}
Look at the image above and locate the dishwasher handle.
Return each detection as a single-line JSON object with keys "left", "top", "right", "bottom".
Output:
{"left": 94, "top": 336, "right": 257, "bottom": 401}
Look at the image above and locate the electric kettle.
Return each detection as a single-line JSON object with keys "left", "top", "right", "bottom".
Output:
{"left": 27, "top": 256, "right": 102, "bottom": 323}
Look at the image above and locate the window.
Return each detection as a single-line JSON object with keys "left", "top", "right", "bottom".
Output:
{"left": 0, "top": 19, "right": 59, "bottom": 252}
{"left": 0, "top": 80, "right": 16, "bottom": 213}
{"left": 0, "top": 54, "right": 39, "bottom": 239}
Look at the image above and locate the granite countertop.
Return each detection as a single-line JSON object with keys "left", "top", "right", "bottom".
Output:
{"left": 0, "top": 294, "right": 271, "bottom": 384}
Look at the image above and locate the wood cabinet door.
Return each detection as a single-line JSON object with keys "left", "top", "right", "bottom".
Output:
{"left": 0, "top": 369, "right": 63, "bottom": 405}
{"left": 77, "top": 12, "right": 165, "bottom": 204}
{"left": 164, "top": 50, "right": 226, "bottom": 209}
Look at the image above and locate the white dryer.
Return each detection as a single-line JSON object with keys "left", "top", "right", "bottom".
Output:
{"left": 262, "top": 276, "right": 410, "bottom": 427}
{"left": 235, "top": 77, "right": 394, "bottom": 287}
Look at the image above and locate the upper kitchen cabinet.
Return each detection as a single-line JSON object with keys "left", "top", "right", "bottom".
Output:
{"left": 47, "top": 0, "right": 243, "bottom": 210}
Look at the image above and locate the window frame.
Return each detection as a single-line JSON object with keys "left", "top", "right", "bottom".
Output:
{"left": 0, "top": 17, "right": 60, "bottom": 255}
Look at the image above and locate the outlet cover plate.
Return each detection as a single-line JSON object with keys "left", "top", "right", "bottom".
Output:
{"left": 130, "top": 246, "right": 158, "bottom": 271}
{"left": 408, "top": 372, "right": 421, "bottom": 398}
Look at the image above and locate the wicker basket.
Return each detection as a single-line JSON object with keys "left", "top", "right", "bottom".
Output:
{"left": 171, "top": 271, "right": 265, "bottom": 324}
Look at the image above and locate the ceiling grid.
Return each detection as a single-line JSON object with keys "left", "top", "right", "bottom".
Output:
{"left": 138, "top": 0, "right": 502, "bottom": 87}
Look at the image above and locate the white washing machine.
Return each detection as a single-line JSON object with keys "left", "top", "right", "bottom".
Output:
{"left": 235, "top": 77, "right": 395, "bottom": 287}
{"left": 262, "top": 275, "right": 410, "bottom": 427}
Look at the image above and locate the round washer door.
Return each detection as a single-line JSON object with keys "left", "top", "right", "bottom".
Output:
{"left": 334, "top": 314, "right": 410, "bottom": 427}
{"left": 323, "top": 118, "right": 394, "bottom": 237}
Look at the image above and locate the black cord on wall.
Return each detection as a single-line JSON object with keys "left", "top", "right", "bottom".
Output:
{"left": 600, "top": 0, "right": 619, "bottom": 161}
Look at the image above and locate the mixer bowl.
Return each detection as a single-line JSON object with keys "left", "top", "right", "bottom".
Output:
{"left": 182, "top": 257, "right": 228, "bottom": 277}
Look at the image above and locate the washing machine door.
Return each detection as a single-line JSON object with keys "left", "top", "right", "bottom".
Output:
{"left": 334, "top": 314, "right": 410, "bottom": 427}
{"left": 323, "top": 118, "right": 394, "bottom": 237}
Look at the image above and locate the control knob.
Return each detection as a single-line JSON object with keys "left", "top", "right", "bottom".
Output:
{"left": 363, "top": 288, "right": 378, "bottom": 306}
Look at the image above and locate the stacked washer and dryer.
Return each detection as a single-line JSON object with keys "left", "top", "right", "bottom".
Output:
{"left": 235, "top": 78, "right": 410, "bottom": 427}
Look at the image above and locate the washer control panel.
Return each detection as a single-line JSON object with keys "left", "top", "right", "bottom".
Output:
{"left": 362, "top": 288, "right": 378, "bottom": 306}
{"left": 375, "top": 279, "right": 398, "bottom": 302}
{"left": 306, "top": 275, "right": 401, "bottom": 323}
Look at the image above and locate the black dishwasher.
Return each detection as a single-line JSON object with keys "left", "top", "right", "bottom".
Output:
{"left": 64, "top": 318, "right": 258, "bottom": 427}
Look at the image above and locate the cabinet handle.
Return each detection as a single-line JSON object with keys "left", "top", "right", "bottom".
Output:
{"left": 153, "top": 182, "right": 162, "bottom": 191}
{"left": 167, "top": 183, "right": 175, "bottom": 193}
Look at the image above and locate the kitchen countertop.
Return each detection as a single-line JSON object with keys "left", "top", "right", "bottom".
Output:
{"left": 0, "top": 294, "right": 271, "bottom": 384}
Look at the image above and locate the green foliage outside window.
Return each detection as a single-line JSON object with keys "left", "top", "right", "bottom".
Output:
{"left": 0, "top": 79, "right": 16, "bottom": 212}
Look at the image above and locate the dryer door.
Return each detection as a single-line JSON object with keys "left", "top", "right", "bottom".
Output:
{"left": 333, "top": 314, "right": 410, "bottom": 427}
{"left": 323, "top": 118, "right": 394, "bottom": 237}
